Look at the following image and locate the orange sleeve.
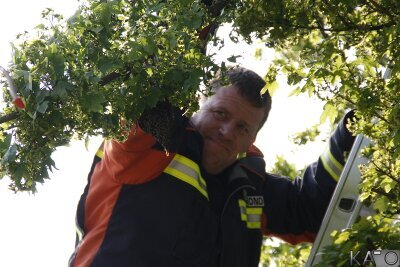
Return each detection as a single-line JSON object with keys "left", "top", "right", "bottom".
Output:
{"left": 100, "top": 125, "right": 174, "bottom": 184}
{"left": 261, "top": 213, "right": 316, "bottom": 244}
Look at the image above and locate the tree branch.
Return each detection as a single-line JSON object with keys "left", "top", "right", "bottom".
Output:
{"left": 371, "top": 188, "right": 394, "bottom": 200}
{"left": 294, "top": 22, "right": 395, "bottom": 33}
{"left": 99, "top": 71, "right": 124, "bottom": 86}
{"left": 371, "top": 160, "right": 400, "bottom": 185}
{"left": 0, "top": 112, "right": 19, "bottom": 125}
{"left": 320, "top": 0, "right": 355, "bottom": 29}
{"left": 363, "top": 0, "right": 397, "bottom": 24}
{"left": 206, "top": 0, "right": 232, "bottom": 17}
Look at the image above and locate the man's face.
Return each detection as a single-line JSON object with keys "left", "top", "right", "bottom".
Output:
{"left": 191, "top": 85, "right": 265, "bottom": 174}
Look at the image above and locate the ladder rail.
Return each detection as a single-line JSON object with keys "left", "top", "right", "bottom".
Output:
{"left": 306, "top": 134, "right": 372, "bottom": 266}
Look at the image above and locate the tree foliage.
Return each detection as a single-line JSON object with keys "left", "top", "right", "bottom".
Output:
{"left": 228, "top": 0, "right": 400, "bottom": 265}
{"left": 1, "top": 0, "right": 399, "bottom": 265}
{"left": 0, "top": 0, "right": 220, "bottom": 192}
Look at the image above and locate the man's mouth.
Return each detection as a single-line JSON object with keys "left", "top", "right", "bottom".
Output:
{"left": 208, "top": 137, "right": 230, "bottom": 153}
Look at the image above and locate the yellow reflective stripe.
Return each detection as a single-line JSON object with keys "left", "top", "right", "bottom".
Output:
{"left": 321, "top": 144, "right": 343, "bottom": 181}
{"left": 247, "top": 207, "right": 262, "bottom": 215}
{"left": 164, "top": 167, "right": 208, "bottom": 199}
{"left": 247, "top": 221, "right": 261, "bottom": 228}
{"left": 238, "top": 199, "right": 262, "bottom": 229}
{"left": 246, "top": 208, "right": 262, "bottom": 229}
{"left": 173, "top": 154, "right": 207, "bottom": 188}
{"left": 237, "top": 152, "right": 247, "bottom": 159}
{"left": 328, "top": 149, "right": 343, "bottom": 171}
{"left": 164, "top": 154, "right": 208, "bottom": 199}
{"left": 95, "top": 149, "right": 104, "bottom": 159}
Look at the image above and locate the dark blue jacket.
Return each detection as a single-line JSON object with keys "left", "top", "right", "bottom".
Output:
{"left": 70, "top": 106, "right": 355, "bottom": 267}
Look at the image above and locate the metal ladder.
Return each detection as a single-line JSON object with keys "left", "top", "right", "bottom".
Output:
{"left": 306, "top": 134, "right": 374, "bottom": 266}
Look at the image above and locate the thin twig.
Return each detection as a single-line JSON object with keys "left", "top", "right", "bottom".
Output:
{"left": 371, "top": 188, "right": 394, "bottom": 200}
{"left": 0, "top": 112, "right": 19, "bottom": 124}
{"left": 371, "top": 160, "right": 400, "bottom": 185}
{"left": 364, "top": 0, "right": 396, "bottom": 24}
{"left": 293, "top": 22, "right": 394, "bottom": 33}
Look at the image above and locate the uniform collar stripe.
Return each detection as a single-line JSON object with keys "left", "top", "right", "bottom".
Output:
{"left": 164, "top": 154, "right": 208, "bottom": 199}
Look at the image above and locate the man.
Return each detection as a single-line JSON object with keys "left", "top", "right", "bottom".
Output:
{"left": 69, "top": 67, "right": 356, "bottom": 267}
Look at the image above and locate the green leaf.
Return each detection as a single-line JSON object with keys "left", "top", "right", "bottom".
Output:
{"left": 84, "top": 71, "right": 101, "bottom": 84}
{"left": 117, "top": 14, "right": 127, "bottom": 21}
{"left": 146, "top": 68, "right": 154, "bottom": 77}
{"left": 320, "top": 103, "right": 338, "bottom": 124}
{"left": 13, "top": 165, "right": 26, "bottom": 181}
{"left": 254, "top": 48, "right": 263, "bottom": 60}
{"left": 164, "top": 69, "right": 185, "bottom": 85}
{"left": 149, "top": 2, "right": 165, "bottom": 12}
{"left": 52, "top": 83, "right": 67, "bottom": 100}
{"left": 227, "top": 55, "right": 241, "bottom": 63}
{"left": 51, "top": 54, "right": 65, "bottom": 76}
{"left": 165, "top": 32, "right": 177, "bottom": 50}
{"left": 37, "top": 101, "right": 49, "bottom": 114}
{"left": 384, "top": 183, "right": 392, "bottom": 193}
{"left": 186, "top": 16, "right": 202, "bottom": 30}
{"left": 82, "top": 93, "right": 106, "bottom": 113}
{"left": 127, "top": 48, "right": 143, "bottom": 61}
{"left": 52, "top": 81, "right": 74, "bottom": 100}
{"left": 35, "top": 90, "right": 49, "bottom": 104}
{"left": 49, "top": 42, "right": 58, "bottom": 54}
{"left": 263, "top": 80, "right": 279, "bottom": 96}
{"left": 139, "top": 37, "right": 156, "bottom": 55}
{"left": 0, "top": 134, "right": 12, "bottom": 153}
{"left": 289, "top": 86, "right": 302, "bottom": 96}
{"left": 373, "top": 197, "right": 388, "bottom": 212}
{"left": 95, "top": 2, "right": 112, "bottom": 27}
{"left": 334, "top": 231, "right": 350, "bottom": 245}
{"left": 90, "top": 27, "right": 104, "bottom": 33}
{"left": 98, "top": 59, "right": 114, "bottom": 74}
{"left": 1, "top": 144, "right": 17, "bottom": 164}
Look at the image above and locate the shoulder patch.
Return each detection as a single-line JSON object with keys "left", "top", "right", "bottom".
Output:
{"left": 246, "top": 196, "right": 264, "bottom": 207}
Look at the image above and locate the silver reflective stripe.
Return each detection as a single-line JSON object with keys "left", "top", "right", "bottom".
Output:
{"left": 164, "top": 154, "right": 208, "bottom": 199}
{"left": 321, "top": 144, "right": 344, "bottom": 181}
{"left": 238, "top": 199, "right": 262, "bottom": 229}
{"left": 76, "top": 221, "right": 84, "bottom": 243}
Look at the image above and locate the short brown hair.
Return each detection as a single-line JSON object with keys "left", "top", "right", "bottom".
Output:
{"left": 210, "top": 66, "right": 272, "bottom": 130}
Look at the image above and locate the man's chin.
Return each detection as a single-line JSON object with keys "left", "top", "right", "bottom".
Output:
{"left": 203, "top": 165, "right": 223, "bottom": 175}
{"left": 202, "top": 156, "right": 233, "bottom": 175}
{"left": 202, "top": 156, "right": 221, "bottom": 175}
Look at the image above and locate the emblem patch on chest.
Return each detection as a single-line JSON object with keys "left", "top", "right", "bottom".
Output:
{"left": 246, "top": 196, "right": 264, "bottom": 207}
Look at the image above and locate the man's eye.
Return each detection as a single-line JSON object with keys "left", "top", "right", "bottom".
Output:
{"left": 214, "top": 110, "right": 225, "bottom": 119}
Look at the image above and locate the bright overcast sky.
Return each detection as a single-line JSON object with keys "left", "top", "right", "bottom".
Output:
{"left": 0, "top": 1, "right": 326, "bottom": 267}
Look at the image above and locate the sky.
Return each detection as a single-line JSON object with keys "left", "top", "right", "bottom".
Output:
{"left": 0, "top": 1, "right": 327, "bottom": 266}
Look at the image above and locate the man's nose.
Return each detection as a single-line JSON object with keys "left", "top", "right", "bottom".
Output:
{"left": 218, "top": 122, "right": 235, "bottom": 140}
